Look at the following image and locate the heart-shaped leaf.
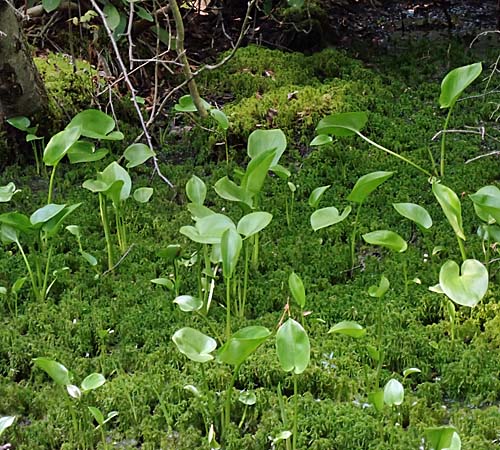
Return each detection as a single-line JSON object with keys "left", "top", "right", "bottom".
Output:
{"left": 439, "top": 62, "right": 482, "bottom": 109}
{"left": 310, "top": 135, "right": 332, "bottom": 147}
{"left": 425, "top": 426, "right": 461, "bottom": 450}
{"left": 237, "top": 212, "right": 273, "bottom": 238}
{"left": 368, "top": 275, "right": 390, "bottom": 298}
{"left": 316, "top": 112, "right": 368, "bottom": 137}
{"left": 362, "top": 230, "right": 407, "bottom": 252}
{"left": 30, "top": 204, "right": 66, "bottom": 226}
{"left": 218, "top": 326, "right": 271, "bottom": 367}
{"left": 172, "top": 327, "right": 217, "bottom": 363}
{"left": 221, "top": 228, "right": 242, "bottom": 278}
{"left": 124, "top": 143, "right": 155, "bottom": 168}
{"left": 81, "top": 373, "right": 106, "bottom": 391}
{"left": 0, "top": 183, "right": 21, "bottom": 202}
{"left": 67, "top": 109, "right": 123, "bottom": 140}
{"left": 276, "top": 318, "right": 310, "bottom": 374}
{"left": 0, "top": 213, "right": 32, "bottom": 235}
{"left": 186, "top": 175, "right": 207, "bottom": 205}
{"left": 383, "top": 378, "right": 404, "bottom": 406}
{"left": 288, "top": 272, "right": 305, "bottom": 308}
{"left": 67, "top": 142, "right": 108, "bottom": 164}
{"left": 432, "top": 182, "right": 465, "bottom": 241}
{"left": 174, "top": 95, "right": 211, "bottom": 113}
{"left": 328, "top": 321, "right": 366, "bottom": 338}
{"left": 33, "top": 357, "right": 71, "bottom": 386}
{"left": 347, "top": 171, "right": 393, "bottom": 204}
{"left": 173, "top": 295, "right": 203, "bottom": 312}
{"left": 438, "top": 259, "right": 488, "bottom": 307}
{"left": 42, "top": 0, "right": 61, "bottom": 13}
{"left": 180, "top": 213, "right": 235, "bottom": 245}
{"left": 6, "top": 116, "right": 30, "bottom": 131}
{"left": 247, "top": 129, "right": 287, "bottom": 167}
{"left": 0, "top": 416, "right": 16, "bottom": 437}
{"left": 43, "top": 127, "right": 82, "bottom": 166}
{"left": 470, "top": 185, "right": 500, "bottom": 224}
{"left": 310, "top": 205, "right": 351, "bottom": 231}
{"left": 308, "top": 185, "right": 331, "bottom": 208}
{"left": 210, "top": 109, "right": 229, "bottom": 130}
{"left": 133, "top": 187, "right": 153, "bottom": 203}
{"left": 103, "top": 3, "right": 121, "bottom": 30}
{"left": 393, "top": 202, "right": 432, "bottom": 230}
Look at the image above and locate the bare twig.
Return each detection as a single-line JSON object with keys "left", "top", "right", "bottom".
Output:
{"left": 102, "top": 244, "right": 136, "bottom": 276}
{"left": 431, "top": 127, "right": 486, "bottom": 141}
{"left": 466, "top": 151, "right": 500, "bottom": 164}
{"left": 89, "top": 0, "right": 174, "bottom": 188}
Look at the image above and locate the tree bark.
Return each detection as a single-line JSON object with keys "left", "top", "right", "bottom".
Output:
{"left": 0, "top": 3, "right": 48, "bottom": 121}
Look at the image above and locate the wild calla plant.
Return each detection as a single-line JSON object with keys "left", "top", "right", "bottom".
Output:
{"left": 83, "top": 160, "right": 154, "bottom": 270}
{"left": 311, "top": 112, "right": 433, "bottom": 177}
{"left": 0, "top": 183, "right": 20, "bottom": 203}
{"left": 0, "top": 203, "right": 80, "bottom": 301}
{"left": 276, "top": 318, "right": 310, "bottom": 450}
{"left": 425, "top": 426, "right": 461, "bottom": 450}
{"left": 438, "top": 62, "right": 482, "bottom": 177}
{"left": 6, "top": 115, "right": 45, "bottom": 175}
{"left": 33, "top": 357, "right": 107, "bottom": 446}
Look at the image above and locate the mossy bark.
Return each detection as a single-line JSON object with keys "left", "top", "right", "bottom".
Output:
{"left": 0, "top": 3, "right": 48, "bottom": 121}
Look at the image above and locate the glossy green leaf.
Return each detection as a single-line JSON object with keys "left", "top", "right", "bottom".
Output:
{"left": 136, "top": 6, "right": 154, "bottom": 21}
{"left": 383, "top": 378, "right": 404, "bottom": 406}
{"left": 210, "top": 109, "right": 229, "bottom": 130}
{"left": 310, "top": 135, "right": 332, "bottom": 146}
{"left": 88, "top": 406, "right": 104, "bottom": 425}
{"left": 173, "top": 295, "right": 203, "bottom": 312}
{"left": 439, "top": 62, "right": 482, "bottom": 108}
{"left": 123, "top": 143, "right": 155, "bottom": 168}
{"left": 0, "top": 212, "right": 32, "bottom": 235}
{"left": 84, "top": 162, "right": 131, "bottom": 204}
{"left": 42, "top": 0, "right": 61, "bottom": 13}
{"left": 214, "top": 177, "right": 250, "bottom": 206}
{"left": 347, "top": 171, "right": 393, "bottom": 204}
{"left": 186, "top": 175, "right": 207, "bottom": 205}
{"left": 133, "top": 187, "right": 153, "bottom": 203}
{"left": 221, "top": 228, "right": 242, "bottom": 278}
{"left": 439, "top": 259, "right": 488, "bottom": 307}
{"left": 470, "top": 185, "right": 500, "bottom": 224}
{"left": 67, "top": 109, "right": 123, "bottom": 140}
{"left": 30, "top": 204, "right": 66, "bottom": 226}
{"left": 0, "top": 224, "right": 19, "bottom": 244}
{"left": 33, "top": 357, "right": 70, "bottom": 386}
{"left": 174, "top": 95, "right": 210, "bottom": 113}
{"left": 67, "top": 142, "right": 108, "bottom": 164}
{"left": 0, "top": 416, "right": 16, "bottom": 437}
{"left": 276, "top": 318, "right": 310, "bottom": 374}
{"left": 288, "top": 272, "right": 306, "bottom": 308}
{"left": 81, "top": 373, "right": 106, "bottom": 391}
{"left": 6, "top": 116, "right": 30, "bottom": 131}
{"left": 242, "top": 149, "right": 276, "bottom": 197}
{"left": 308, "top": 185, "right": 330, "bottom": 208}
{"left": 328, "top": 321, "right": 366, "bottom": 338}
{"left": 425, "top": 426, "right": 461, "bottom": 450}
{"left": 368, "top": 389, "right": 384, "bottom": 412}
{"left": 362, "top": 230, "right": 407, "bottom": 252}
{"left": 310, "top": 205, "right": 351, "bottom": 231}
{"left": 403, "top": 367, "right": 421, "bottom": 378}
{"left": 103, "top": 3, "right": 121, "bottom": 30}
{"left": 81, "top": 251, "right": 98, "bottom": 266}
{"left": 0, "top": 182, "right": 21, "bottom": 202}
{"left": 42, "top": 204, "right": 81, "bottom": 237}
{"left": 432, "top": 182, "right": 465, "bottom": 240}
{"left": 180, "top": 213, "right": 235, "bottom": 245}
{"left": 247, "top": 129, "right": 286, "bottom": 167}
{"left": 237, "top": 212, "right": 272, "bottom": 238}
{"left": 172, "top": 327, "right": 217, "bottom": 363}
{"left": 316, "top": 112, "right": 368, "bottom": 137}
{"left": 218, "top": 326, "right": 271, "bottom": 367}
{"left": 151, "top": 279, "right": 174, "bottom": 291}
{"left": 368, "top": 275, "right": 390, "bottom": 298}
{"left": 238, "top": 390, "right": 257, "bottom": 405}
{"left": 393, "top": 202, "right": 432, "bottom": 230}
{"left": 43, "top": 127, "right": 81, "bottom": 166}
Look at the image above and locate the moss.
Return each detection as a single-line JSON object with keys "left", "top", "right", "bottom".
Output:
{"left": 34, "top": 52, "right": 97, "bottom": 126}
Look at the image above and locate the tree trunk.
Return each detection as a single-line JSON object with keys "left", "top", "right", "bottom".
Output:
{"left": 0, "top": 3, "right": 48, "bottom": 121}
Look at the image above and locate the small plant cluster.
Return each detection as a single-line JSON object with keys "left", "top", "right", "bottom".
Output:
{"left": 2, "top": 53, "right": 499, "bottom": 449}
